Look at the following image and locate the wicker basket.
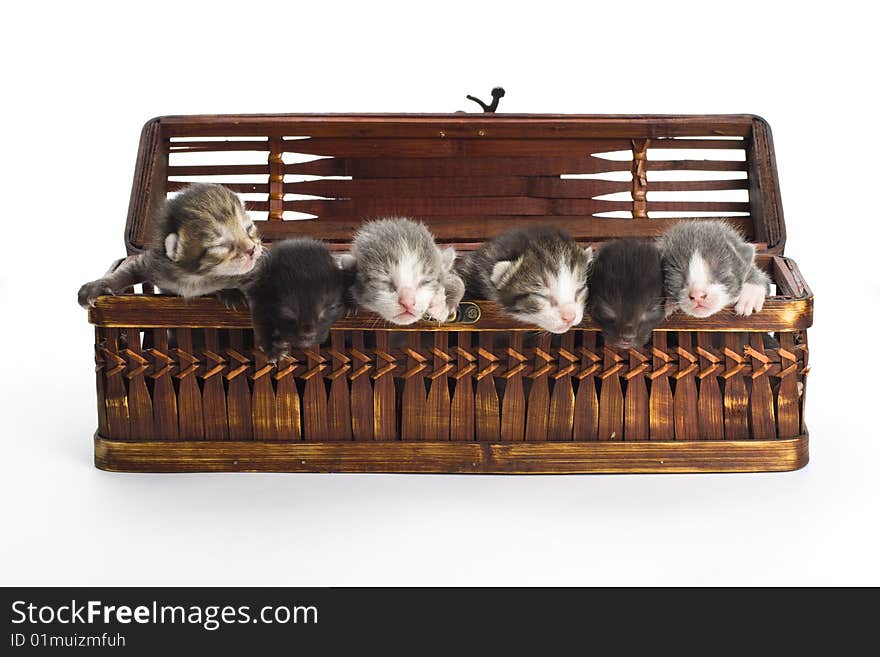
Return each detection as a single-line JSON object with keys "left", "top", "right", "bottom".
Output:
{"left": 88, "top": 113, "right": 812, "bottom": 473}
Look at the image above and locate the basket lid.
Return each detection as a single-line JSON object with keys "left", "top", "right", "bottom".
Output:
{"left": 125, "top": 113, "right": 785, "bottom": 254}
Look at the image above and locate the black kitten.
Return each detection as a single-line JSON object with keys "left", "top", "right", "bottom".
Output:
{"left": 244, "top": 238, "right": 350, "bottom": 362}
{"left": 587, "top": 239, "right": 665, "bottom": 349}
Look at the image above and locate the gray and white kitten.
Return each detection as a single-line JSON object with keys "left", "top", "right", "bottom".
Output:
{"left": 341, "top": 218, "right": 464, "bottom": 325}
{"left": 78, "top": 183, "right": 262, "bottom": 307}
{"left": 459, "top": 226, "right": 593, "bottom": 334}
{"left": 660, "top": 220, "right": 769, "bottom": 318}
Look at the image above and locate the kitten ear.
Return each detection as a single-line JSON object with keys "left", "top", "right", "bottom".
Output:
{"left": 439, "top": 246, "right": 457, "bottom": 272}
{"left": 738, "top": 242, "right": 757, "bottom": 264}
{"left": 334, "top": 253, "right": 357, "bottom": 271}
{"left": 490, "top": 258, "right": 521, "bottom": 288}
{"left": 583, "top": 246, "right": 594, "bottom": 263}
{"left": 164, "top": 232, "right": 183, "bottom": 261}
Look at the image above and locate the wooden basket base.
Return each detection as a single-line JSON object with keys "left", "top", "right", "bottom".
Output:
{"left": 94, "top": 433, "right": 808, "bottom": 474}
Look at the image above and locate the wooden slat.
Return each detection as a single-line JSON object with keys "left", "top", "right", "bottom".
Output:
{"left": 672, "top": 333, "right": 700, "bottom": 440}
{"left": 169, "top": 140, "right": 269, "bottom": 151}
{"left": 547, "top": 332, "right": 575, "bottom": 441}
{"left": 425, "top": 333, "right": 451, "bottom": 440}
{"left": 776, "top": 333, "right": 800, "bottom": 439}
{"left": 96, "top": 435, "right": 810, "bottom": 474}
{"left": 648, "top": 332, "right": 674, "bottom": 440}
{"left": 401, "top": 333, "right": 427, "bottom": 440}
{"left": 89, "top": 295, "right": 814, "bottom": 332}
{"left": 450, "top": 332, "right": 475, "bottom": 442}
{"left": 286, "top": 176, "right": 534, "bottom": 198}
{"left": 124, "top": 328, "right": 153, "bottom": 439}
{"left": 501, "top": 334, "right": 526, "bottom": 441}
{"left": 348, "top": 331, "right": 373, "bottom": 441}
{"left": 572, "top": 332, "right": 599, "bottom": 441}
{"left": 327, "top": 332, "right": 352, "bottom": 441}
{"left": 647, "top": 160, "right": 748, "bottom": 171}
{"left": 284, "top": 155, "right": 632, "bottom": 177}
{"left": 225, "top": 330, "right": 252, "bottom": 440}
{"left": 167, "top": 164, "right": 269, "bottom": 176}
{"left": 169, "top": 180, "right": 268, "bottom": 193}
{"left": 647, "top": 139, "right": 745, "bottom": 149}
{"left": 175, "top": 329, "right": 205, "bottom": 440}
{"left": 302, "top": 349, "right": 329, "bottom": 440}
{"left": 524, "top": 335, "right": 551, "bottom": 441}
{"left": 372, "top": 333, "right": 396, "bottom": 440}
{"left": 644, "top": 178, "right": 749, "bottom": 192}
{"left": 282, "top": 197, "right": 635, "bottom": 217}
{"left": 282, "top": 138, "right": 634, "bottom": 158}
{"left": 696, "top": 333, "right": 724, "bottom": 440}
{"left": 157, "top": 114, "right": 757, "bottom": 139}
{"left": 253, "top": 216, "right": 756, "bottom": 242}
{"left": 748, "top": 333, "right": 777, "bottom": 440}
{"left": 201, "top": 328, "right": 229, "bottom": 440}
{"left": 527, "top": 178, "right": 630, "bottom": 198}
{"left": 251, "top": 349, "right": 277, "bottom": 440}
{"left": 723, "top": 333, "right": 750, "bottom": 440}
{"left": 103, "top": 329, "right": 130, "bottom": 440}
{"left": 475, "top": 333, "right": 500, "bottom": 441}
{"left": 598, "top": 347, "right": 624, "bottom": 440}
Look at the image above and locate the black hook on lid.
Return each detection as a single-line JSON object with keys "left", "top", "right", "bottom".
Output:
{"left": 466, "top": 87, "right": 505, "bottom": 113}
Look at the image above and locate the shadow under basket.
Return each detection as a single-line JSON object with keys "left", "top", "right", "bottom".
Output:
{"left": 88, "top": 112, "right": 812, "bottom": 474}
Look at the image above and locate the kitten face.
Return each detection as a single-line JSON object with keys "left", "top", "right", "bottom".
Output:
{"left": 350, "top": 218, "right": 454, "bottom": 325}
{"left": 162, "top": 184, "right": 263, "bottom": 277}
{"left": 588, "top": 239, "right": 665, "bottom": 348}
{"left": 274, "top": 286, "right": 346, "bottom": 350}
{"left": 490, "top": 238, "right": 592, "bottom": 334}
{"left": 246, "top": 238, "right": 350, "bottom": 361}
{"left": 660, "top": 220, "right": 755, "bottom": 318}
{"left": 671, "top": 251, "right": 736, "bottom": 318}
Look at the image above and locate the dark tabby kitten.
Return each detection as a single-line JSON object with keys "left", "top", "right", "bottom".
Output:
{"left": 587, "top": 239, "right": 665, "bottom": 349}
{"left": 77, "top": 183, "right": 262, "bottom": 307}
{"left": 458, "top": 226, "right": 593, "bottom": 334}
{"left": 244, "top": 238, "right": 351, "bottom": 362}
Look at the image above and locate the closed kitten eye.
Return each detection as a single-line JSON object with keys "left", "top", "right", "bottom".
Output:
{"left": 207, "top": 244, "right": 232, "bottom": 256}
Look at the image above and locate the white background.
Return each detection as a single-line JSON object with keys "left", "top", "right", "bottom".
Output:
{"left": 1, "top": 1, "right": 878, "bottom": 586}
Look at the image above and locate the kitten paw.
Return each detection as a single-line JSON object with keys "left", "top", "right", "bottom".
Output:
{"left": 734, "top": 283, "right": 766, "bottom": 316}
{"left": 215, "top": 288, "right": 248, "bottom": 311}
{"left": 78, "top": 280, "right": 114, "bottom": 308}
{"left": 426, "top": 292, "right": 453, "bottom": 322}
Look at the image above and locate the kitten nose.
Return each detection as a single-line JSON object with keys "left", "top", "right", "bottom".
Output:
{"left": 560, "top": 307, "right": 576, "bottom": 324}
{"left": 688, "top": 289, "right": 708, "bottom": 301}
{"left": 247, "top": 244, "right": 256, "bottom": 257}
{"left": 398, "top": 287, "right": 417, "bottom": 313}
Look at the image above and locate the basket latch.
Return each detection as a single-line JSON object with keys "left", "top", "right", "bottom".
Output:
{"left": 466, "top": 87, "right": 505, "bottom": 113}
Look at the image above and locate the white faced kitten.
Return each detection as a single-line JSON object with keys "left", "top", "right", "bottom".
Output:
{"left": 78, "top": 183, "right": 262, "bottom": 307}
{"left": 459, "top": 226, "right": 593, "bottom": 334}
{"left": 660, "top": 220, "right": 770, "bottom": 318}
{"left": 342, "top": 218, "right": 464, "bottom": 325}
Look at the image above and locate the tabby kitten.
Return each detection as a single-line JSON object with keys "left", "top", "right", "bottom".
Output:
{"left": 459, "top": 226, "right": 593, "bottom": 334}
{"left": 78, "top": 183, "right": 262, "bottom": 307}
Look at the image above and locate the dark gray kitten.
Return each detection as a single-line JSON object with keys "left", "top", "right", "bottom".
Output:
{"left": 660, "top": 220, "right": 770, "bottom": 318}
{"left": 341, "top": 218, "right": 464, "bottom": 325}
{"left": 458, "top": 226, "right": 593, "bottom": 334}
{"left": 77, "top": 183, "right": 262, "bottom": 307}
{"left": 244, "top": 238, "right": 351, "bottom": 362}
{"left": 587, "top": 239, "right": 665, "bottom": 348}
